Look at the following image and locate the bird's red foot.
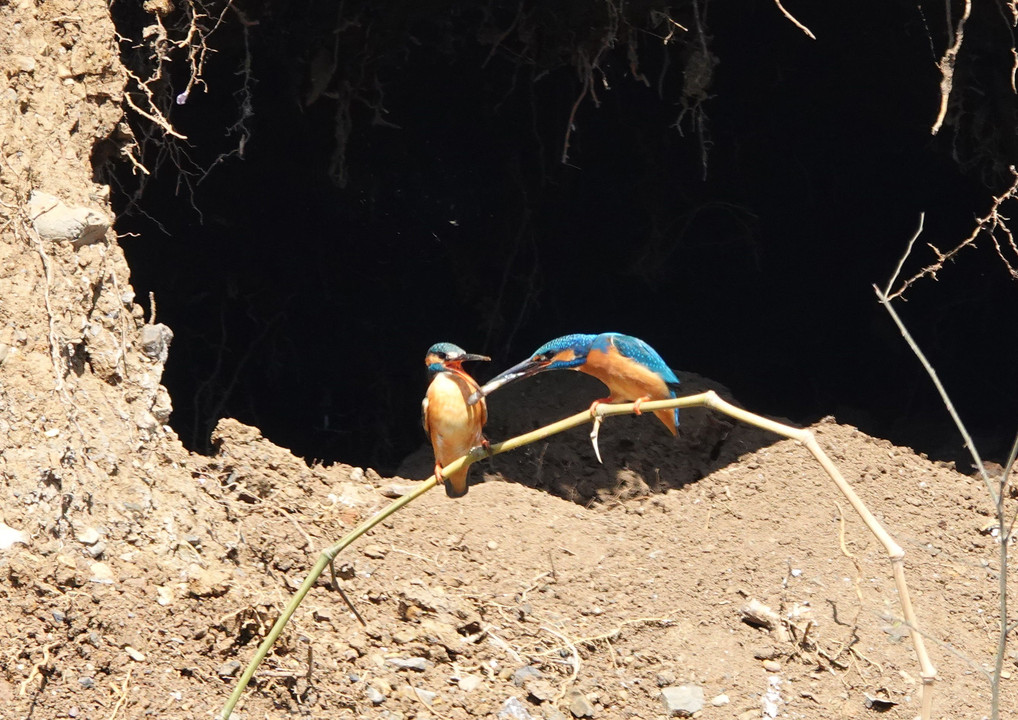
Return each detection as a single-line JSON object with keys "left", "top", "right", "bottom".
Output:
{"left": 632, "top": 395, "right": 651, "bottom": 415}
{"left": 434, "top": 463, "right": 446, "bottom": 484}
{"left": 588, "top": 398, "right": 610, "bottom": 417}
{"left": 481, "top": 437, "right": 493, "bottom": 457}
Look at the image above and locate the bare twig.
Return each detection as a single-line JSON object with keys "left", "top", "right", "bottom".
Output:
{"left": 886, "top": 170, "right": 1018, "bottom": 299}
{"left": 879, "top": 215, "right": 1018, "bottom": 719}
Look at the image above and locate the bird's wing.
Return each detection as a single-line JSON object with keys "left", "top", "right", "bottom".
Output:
{"left": 609, "top": 334, "right": 680, "bottom": 387}
{"left": 421, "top": 396, "right": 431, "bottom": 438}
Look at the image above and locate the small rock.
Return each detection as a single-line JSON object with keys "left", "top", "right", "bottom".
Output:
{"left": 391, "top": 629, "right": 416, "bottom": 644}
{"left": 363, "top": 544, "right": 387, "bottom": 559}
{"left": 13, "top": 55, "right": 36, "bottom": 73}
{"left": 655, "top": 670, "right": 677, "bottom": 687}
{"left": 457, "top": 674, "right": 483, "bottom": 692}
{"left": 68, "top": 706, "right": 78, "bottom": 717}
{"left": 568, "top": 690, "right": 596, "bottom": 718}
{"left": 386, "top": 656, "right": 429, "bottom": 671}
{"left": 512, "top": 665, "right": 542, "bottom": 686}
{"left": 365, "top": 686, "right": 386, "bottom": 705}
{"left": 762, "top": 659, "right": 781, "bottom": 672}
{"left": 711, "top": 693, "right": 730, "bottom": 706}
{"left": 404, "top": 686, "right": 436, "bottom": 704}
{"left": 27, "top": 191, "right": 109, "bottom": 247}
{"left": 380, "top": 483, "right": 418, "bottom": 498}
{"left": 75, "top": 526, "right": 102, "bottom": 545}
{"left": 140, "top": 324, "right": 173, "bottom": 363}
{"left": 497, "top": 696, "right": 533, "bottom": 719}
{"left": 88, "top": 562, "right": 114, "bottom": 584}
{"left": 523, "top": 678, "right": 556, "bottom": 702}
{"left": 86, "top": 542, "right": 106, "bottom": 559}
{"left": 217, "top": 660, "right": 241, "bottom": 678}
{"left": 78, "top": 676, "right": 95, "bottom": 689}
{"left": 156, "top": 585, "right": 175, "bottom": 606}
{"left": 487, "top": 540, "right": 499, "bottom": 550}
{"left": 52, "top": 610, "right": 67, "bottom": 624}
{"left": 124, "top": 646, "right": 146, "bottom": 662}
{"left": 660, "top": 685, "right": 705, "bottom": 717}
{"left": 0, "top": 521, "right": 28, "bottom": 550}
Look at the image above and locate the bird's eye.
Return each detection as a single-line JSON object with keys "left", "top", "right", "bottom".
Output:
{"left": 437, "top": 352, "right": 447, "bottom": 360}
{"left": 534, "top": 352, "right": 551, "bottom": 362}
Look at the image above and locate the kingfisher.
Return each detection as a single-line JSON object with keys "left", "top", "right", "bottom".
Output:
{"left": 422, "top": 343, "right": 490, "bottom": 498}
{"left": 469, "top": 333, "right": 680, "bottom": 462}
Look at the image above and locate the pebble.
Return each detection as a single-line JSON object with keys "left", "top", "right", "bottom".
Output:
{"left": 156, "top": 585, "right": 175, "bottom": 606}
{"left": 13, "top": 55, "right": 35, "bottom": 73}
{"left": 52, "top": 610, "right": 67, "bottom": 624}
{"left": 86, "top": 542, "right": 106, "bottom": 559}
{"left": 762, "top": 659, "right": 781, "bottom": 672}
{"left": 88, "top": 562, "right": 114, "bottom": 584}
{"left": 124, "top": 646, "right": 146, "bottom": 662}
{"left": 512, "top": 665, "right": 542, "bottom": 686}
{"left": 567, "top": 690, "right": 595, "bottom": 717}
{"left": 75, "top": 526, "right": 101, "bottom": 545}
{"left": 404, "top": 686, "right": 436, "bottom": 704}
{"left": 26, "top": 191, "right": 109, "bottom": 246}
{"left": 457, "top": 674, "right": 483, "bottom": 692}
{"left": 655, "top": 670, "right": 677, "bottom": 687}
{"left": 386, "top": 656, "right": 429, "bottom": 671}
{"left": 365, "top": 686, "right": 386, "bottom": 705}
{"left": 660, "top": 685, "right": 705, "bottom": 717}
{"left": 711, "top": 693, "right": 730, "bottom": 706}
{"left": 217, "top": 660, "right": 241, "bottom": 678}
{"left": 363, "top": 544, "right": 387, "bottom": 559}
{"left": 487, "top": 540, "right": 499, "bottom": 550}
{"left": 497, "top": 696, "right": 532, "bottom": 719}
{"left": 78, "top": 676, "right": 95, "bottom": 689}
{"left": 524, "top": 678, "right": 556, "bottom": 702}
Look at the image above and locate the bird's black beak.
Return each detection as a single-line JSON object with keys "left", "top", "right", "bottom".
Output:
{"left": 467, "top": 357, "right": 547, "bottom": 405}
{"left": 459, "top": 353, "right": 491, "bottom": 363}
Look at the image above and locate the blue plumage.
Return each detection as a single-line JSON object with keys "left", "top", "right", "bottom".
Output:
{"left": 473, "top": 331, "right": 681, "bottom": 433}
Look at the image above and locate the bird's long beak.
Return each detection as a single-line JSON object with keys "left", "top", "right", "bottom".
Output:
{"left": 459, "top": 353, "right": 491, "bottom": 363}
{"left": 467, "top": 357, "right": 547, "bottom": 405}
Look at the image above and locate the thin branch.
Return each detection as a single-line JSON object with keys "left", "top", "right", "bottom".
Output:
{"left": 887, "top": 170, "right": 1018, "bottom": 299}
{"left": 875, "top": 283, "right": 993, "bottom": 498}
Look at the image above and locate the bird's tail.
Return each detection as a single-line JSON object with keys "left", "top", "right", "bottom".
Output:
{"left": 653, "top": 408, "right": 679, "bottom": 436}
{"left": 443, "top": 466, "right": 470, "bottom": 498}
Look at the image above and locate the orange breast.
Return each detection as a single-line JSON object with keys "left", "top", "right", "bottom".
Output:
{"left": 424, "top": 371, "right": 487, "bottom": 487}
{"left": 580, "top": 347, "right": 676, "bottom": 434}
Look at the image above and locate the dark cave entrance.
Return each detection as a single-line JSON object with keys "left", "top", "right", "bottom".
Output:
{"left": 106, "top": 1, "right": 1018, "bottom": 475}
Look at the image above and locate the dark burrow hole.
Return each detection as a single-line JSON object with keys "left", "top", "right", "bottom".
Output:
{"left": 102, "top": 1, "right": 1018, "bottom": 477}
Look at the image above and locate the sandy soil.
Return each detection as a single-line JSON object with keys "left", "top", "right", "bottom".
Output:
{"left": 1, "top": 2, "right": 1016, "bottom": 719}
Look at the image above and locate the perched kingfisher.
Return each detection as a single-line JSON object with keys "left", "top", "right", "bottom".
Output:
{"left": 422, "top": 343, "right": 490, "bottom": 498}
{"left": 469, "top": 333, "right": 680, "bottom": 462}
